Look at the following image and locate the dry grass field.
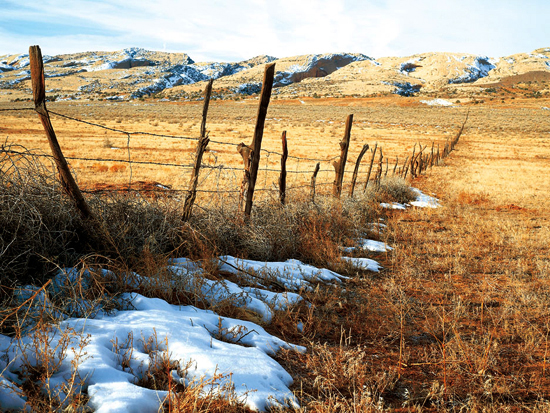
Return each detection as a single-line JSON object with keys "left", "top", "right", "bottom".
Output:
{"left": 3, "top": 96, "right": 544, "bottom": 200}
{"left": 2, "top": 94, "right": 550, "bottom": 411}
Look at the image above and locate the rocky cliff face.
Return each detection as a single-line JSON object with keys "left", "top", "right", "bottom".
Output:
{"left": 0, "top": 47, "right": 548, "bottom": 101}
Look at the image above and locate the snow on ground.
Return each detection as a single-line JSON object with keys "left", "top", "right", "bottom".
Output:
{"left": 0, "top": 186, "right": 440, "bottom": 412}
{"left": 340, "top": 257, "right": 382, "bottom": 272}
{"left": 342, "top": 239, "right": 393, "bottom": 254}
{"left": 410, "top": 188, "right": 440, "bottom": 208}
{"left": 381, "top": 202, "right": 407, "bottom": 210}
{"left": 219, "top": 256, "right": 349, "bottom": 291}
{"left": 0, "top": 257, "right": 358, "bottom": 412}
{"left": 420, "top": 98, "right": 454, "bottom": 106}
{"left": 0, "top": 293, "right": 305, "bottom": 412}
{"left": 381, "top": 188, "right": 440, "bottom": 210}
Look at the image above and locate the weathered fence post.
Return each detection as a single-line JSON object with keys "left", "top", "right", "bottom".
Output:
{"left": 393, "top": 156, "right": 399, "bottom": 175}
{"left": 332, "top": 114, "right": 353, "bottom": 198}
{"left": 238, "top": 142, "right": 252, "bottom": 209}
{"left": 310, "top": 162, "right": 321, "bottom": 203}
{"left": 243, "top": 63, "right": 276, "bottom": 217}
{"left": 278, "top": 131, "right": 288, "bottom": 205}
{"left": 363, "top": 142, "right": 378, "bottom": 191}
{"left": 375, "top": 147, "right": 383, "bottom": 188}
{"left": 29, "top": 45, "right": 94, "bottom": 220}
{"left": 349, "top": 143, "right": 369, "bottom": 198}
{"left": 182, "top": 78, "right": 213, "bottom": 221}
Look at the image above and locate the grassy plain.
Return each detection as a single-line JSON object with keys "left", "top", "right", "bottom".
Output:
{"left": 2, "top": 95, "right": 550, "bottom": 411}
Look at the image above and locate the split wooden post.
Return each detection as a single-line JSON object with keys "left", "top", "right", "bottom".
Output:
{"left": 278, "top": 131, "right": 288, "bottom": 205}
{"left": 332, "top": 114, "right": 353, "bottom": 198}
{"left": 182, "top": 79, "right": 213, "bottom": 221}
{"left": 393, "top": 156, "right": 399, "bottom": 175}
{"left": 310, "top": 162, "right": 321, "bottom": 203}
{"left": 349, "top": 143, "right": 369, "bottom": 198}
{"left": 243, "top": 63, "right": 276, "bottom": 217}
{"left": 29, "top": 45, "right": 93, "bottom": 220}
{"left": 363, "top": 142, "right": 378, "bottom": 191}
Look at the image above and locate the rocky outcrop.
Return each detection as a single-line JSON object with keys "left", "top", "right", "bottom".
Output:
{"left": 273, "top": 53, "right": 372, "bottom": 87}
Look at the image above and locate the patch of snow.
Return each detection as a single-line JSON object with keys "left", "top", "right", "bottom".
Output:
{"left": 542, "top": 107, "right": 550, "bottom": 111}
{"left": 0, "top": 293, "right": 305, "bottom": 412}
{"left": 380, "top": 202, "right": 407, "bottom": 210}
{"left": 420, "top": 99, "right": 453, "bottom": 107}
{"left": 529, "top": 53, "right": 549, "bottom": 59}
{"left": 219, "top": 256, "right": 348, "bottom": 291}
{"left": 342, "top": 239, "right": 393, "bottom": 254}
{"left": 448, "top": 56, "right": 496, "bottom": 84}
{"left": 410, "top": 188, "right": 440, "bottom": 208}
{"left": 235, "top": 82, "right": 262, "bottom": 95}
{"left": 0, "top": 63, "right": 14, "bottom": 72}
{"left": 340, "top": 257, "right": 381, "bottom": 272}
{"left": 387, "top": 82, "right": 421, "bottom": 96}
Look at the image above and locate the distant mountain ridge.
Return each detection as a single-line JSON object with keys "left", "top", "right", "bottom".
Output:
{"left": 0, "top": 47, "right": 549, "bottom": 101}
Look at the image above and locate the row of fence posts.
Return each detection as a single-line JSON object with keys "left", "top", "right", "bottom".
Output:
{"left": 27, "top": 45, "right": 468, "bottom": 228}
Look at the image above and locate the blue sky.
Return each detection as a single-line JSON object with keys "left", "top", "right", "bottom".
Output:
{"left": 0, "top": 0, "right": 548, "bottom": 62}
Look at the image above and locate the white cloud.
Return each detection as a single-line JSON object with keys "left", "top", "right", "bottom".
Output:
{"left": 0, "top": 0, "right": 548, "bottom": 60}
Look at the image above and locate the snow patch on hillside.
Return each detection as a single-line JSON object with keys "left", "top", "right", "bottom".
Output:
{"left": 448, "top": 56, "right": 496, "bottom": 84}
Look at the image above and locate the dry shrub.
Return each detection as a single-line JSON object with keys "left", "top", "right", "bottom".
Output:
{"left": 372, "top": 176, "right": 416, "bottom": 204}
{"left": 5, "top": 322, "right": 91, "bottom": 412}
{"left": 0, "top": 145, "right": 84, "bottom": 289}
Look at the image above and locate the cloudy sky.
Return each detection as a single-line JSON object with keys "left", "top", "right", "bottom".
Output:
{"left": 0, "top": 0, "right": 548, "bottom": 62}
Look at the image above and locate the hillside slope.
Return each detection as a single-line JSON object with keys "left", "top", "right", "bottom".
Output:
{"left": 0, "top": 47, "right": 549, "bottom": 101}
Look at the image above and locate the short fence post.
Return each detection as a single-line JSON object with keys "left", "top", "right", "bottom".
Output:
{"left": 310, "top": 162, "right": 321, "bottom": 203}
{"left": 363, "top": 142, "right": 377, "bottom": 191}
{"left": 349, "top": 143, "right": 369, "bottom": 198}
{"left": 278, "top": 131, "right": 288, "bottom": 205}
{"left": 244, "top": 62, "right": 276, "bottom": 217}
{"left": 182, "top": 79, "right": 213, "bottom": 222}
{"left": 29, "top": 45, "right": 94, "bottom": 221}
{"left": 332, "top": 114, "right": 353, "bottom": 198}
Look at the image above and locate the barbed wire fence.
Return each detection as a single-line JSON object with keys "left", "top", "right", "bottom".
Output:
{"left": 1, "top": 46, "right": 468, "bottom": 222}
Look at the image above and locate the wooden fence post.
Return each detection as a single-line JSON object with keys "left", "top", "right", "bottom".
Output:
{"left": 375, "top": 147, "right": 383, "bottom": 188}
{"left": 29, "top": 45, "right": 94, "bottom": 220}
{"left": 182, "top": 79, "right": 213, "bottom": 221}
{"left": 363, "top": 142, "right": 377, "bottom": 191}
{"left": 349, "top": 143, "right": 369, "bottom": 198}
{"left": 332, "top": 114, "right": 353, "bottom": 198}
{"left": 310, "top": 162, "right": 321, "bottom": 203}
{"left": 243, "top": 63, "right": 276, "bottom": 217}
{"left": 278, "top": 131, "right": 288, "bottom": 205}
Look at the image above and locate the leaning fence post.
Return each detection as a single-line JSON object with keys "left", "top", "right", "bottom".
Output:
{"left": 182, "top": 79, "right": 213, "bottom": 221}
{"left": 363, "top": 142, "right": 377, "bottom": 191}
{"left": 243, "top": 63, "right": 275, "bottom": 217}
{"left": 310, "top": 162, "right": 321, "bottom": 203}
{"left": 278, "top": 131, "right": 288, "bottom": 205}
{"left": 332, "top": 114, "right": 353, "bottom": 198}
{"left": 29, "top": 45, "right": 94, "bottom": 220}
{"left": 349, "top": 143, "right": 369, "bottom": 198}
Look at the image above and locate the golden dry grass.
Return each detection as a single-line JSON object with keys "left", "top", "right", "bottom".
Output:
{"left": 2, "top": 95, "right": 550, "bottom": 411}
